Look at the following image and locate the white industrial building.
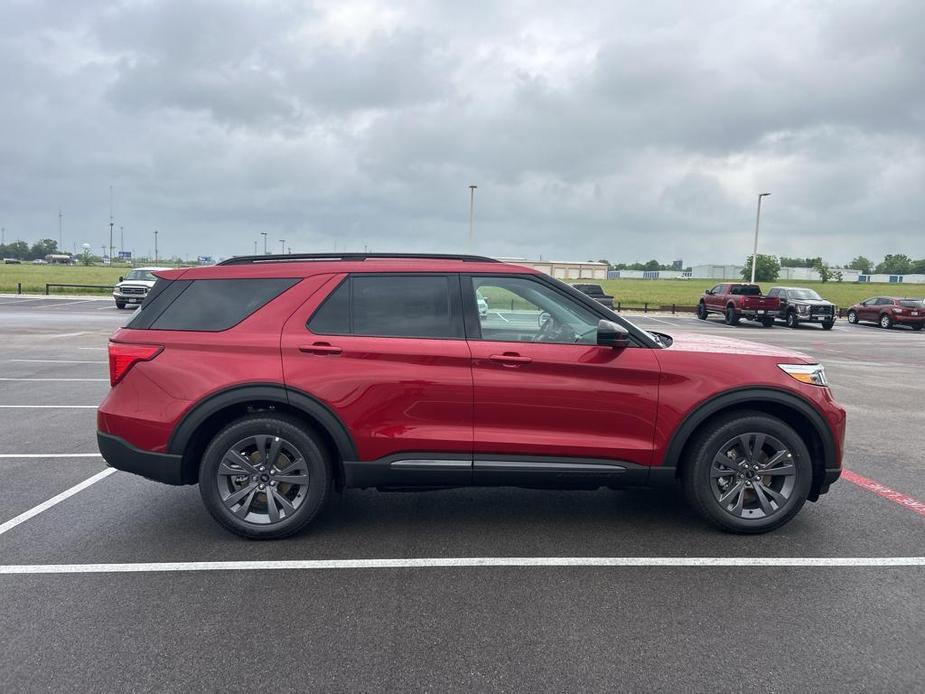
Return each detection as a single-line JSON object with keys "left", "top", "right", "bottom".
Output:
{"left": 498, "top": 259, "right": 608, "bottom": 280}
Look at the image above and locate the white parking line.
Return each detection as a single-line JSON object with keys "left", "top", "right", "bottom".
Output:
{"left": 78, "top": 347, "right": 107, "bottom": 351}
{"left": 0, "top": 405, "right": 98, "bottom": 409}
{"left": 0, "top": 556, "right": 922, "bottom": 574}
{"left": 0, "top": 453, "right": 102, "bottom": 458}
{"left": 0, "top": 468, "right": 115, "bottom": 537}
{"left": 0, "top": 378, "right": 108, "bottom": 382}
{"left": 7, "top": 359, "right": 106, "bottom": 364}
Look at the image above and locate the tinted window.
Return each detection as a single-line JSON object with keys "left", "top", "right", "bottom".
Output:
{"left": 899, "top": 300, "right": 924, "bottom": 308}
{"left": 352, "top": 276, "right": 461, "bottom": 338}
{"left": 767, "top": 288, "right": 779, "bottom": 297}
{"left": 308, "top": 275, "right": 463, "bottom": 339}
{"left": 143, "top": 278, "right": 299, "bottom": 331}
{"left": 308, "top": 278, "right": 349, "bottom": 334}
{"left": 731, "top": 285, "right": 761, "bottom": 296}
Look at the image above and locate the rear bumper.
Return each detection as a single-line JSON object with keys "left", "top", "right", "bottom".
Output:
{"left": 894, "top": 316, "right": 925, "bottom": 325}
{"left": 97, "top": 431, "right": 184, "bottom": 485}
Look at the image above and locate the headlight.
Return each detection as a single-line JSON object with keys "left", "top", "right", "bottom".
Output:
{"left": 778, "top": 363, "right": 828, "bottom": 386}
{"left": 798, "top": 304, "right": 809, "bottom": 314}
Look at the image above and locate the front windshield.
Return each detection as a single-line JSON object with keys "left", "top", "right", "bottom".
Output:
{"left": 126, "top": 270, "right": 157, "bottom": 281}
{"left": 788, "top": 289, "right": 822, "bottom": 300}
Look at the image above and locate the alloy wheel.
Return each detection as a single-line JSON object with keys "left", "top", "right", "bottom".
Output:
{"left": 216, "top": 435, "right": 310, "bottom": 524}
{"left": 710, "top": 433, "right": 797, "bottom": 519}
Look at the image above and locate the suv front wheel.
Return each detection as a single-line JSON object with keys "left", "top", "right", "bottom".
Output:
{"left": 199, "top": 414, "right": 332, "bottom": 539}
{"left": 682, "top": 412, "right": 811, "bottom": 533}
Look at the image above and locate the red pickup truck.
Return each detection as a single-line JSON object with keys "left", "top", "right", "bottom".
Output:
{"left": 697, "top": 283, "right": 780, "bottom": 327}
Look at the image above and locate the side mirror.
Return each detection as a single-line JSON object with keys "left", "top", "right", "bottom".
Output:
{"left": 597, "top": 319, "right": 630, "bottom": 349}
{"left": 705, "top": 289, "right": 713, "bottom": 295}
{"left": 118, "top": 276, "right": 124, "bottom": 282}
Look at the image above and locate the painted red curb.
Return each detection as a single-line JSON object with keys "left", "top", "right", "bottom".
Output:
{"left": 842, "top": 470, "right": 925, "bottom": 518}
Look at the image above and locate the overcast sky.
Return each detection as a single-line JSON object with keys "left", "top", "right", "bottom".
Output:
{"left": 1, "top": 0, "right": 922, "bottom": 264}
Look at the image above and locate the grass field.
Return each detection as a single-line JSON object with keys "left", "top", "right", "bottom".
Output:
{"left": 2, "top": 264, "right": 922, "bottom": 306}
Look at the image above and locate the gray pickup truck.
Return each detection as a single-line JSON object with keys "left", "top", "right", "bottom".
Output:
{"left": 572, "top": 283, "right": 615, "bottom": 309}
{"left": 767, "top": 286, "right": 836, "bottom": 330}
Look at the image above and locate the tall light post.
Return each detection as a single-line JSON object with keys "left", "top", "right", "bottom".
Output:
{"left": 253, "top": 240, "right": 258, "bottom": 254}
{"left": 58, "top": 208, "right": 63, "bottom": 250}
{"left": 109, "top": 186, "right": 114, "bottom": 265}
{"left": 261, "top": 232, "right": 268, "bottom": 255}
{"left": 120, "top": 226, "right": 124, "bottom": 258}
{"left": 468, "top": 185, "right": 477, "bottom": 251}
{"left": 279, "top": 239, "right": 286, "bottom": 253}
{"left": 750, "top": 193, "right": 771, "bottom": 284}
{"left": 154, "top": 229, "right": 159, "bottom": 263}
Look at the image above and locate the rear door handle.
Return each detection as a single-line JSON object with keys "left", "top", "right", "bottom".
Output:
{"left": 489, "top": 353, "right": 532, "bottom": 366}
{"left": 299, "top": 343, "right": 343, "bottom": 355}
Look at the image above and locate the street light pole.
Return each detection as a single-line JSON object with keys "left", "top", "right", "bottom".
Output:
{"left": 279, "top": 239, "right": 285, "bottom": 253}
{"left": 750, "top": 193, "right": 771, "bottom": 284}
{"left": 253, "top": 240, "right": 258, "bottom": 254}
{"left": 261, "top": 232, "right": 268, "bottom": 255}
{"left": 468, "top": 185, "right": 478, "bottom": 251}
{"left": 109, "top": 186, "right": 114, "bottom": 266}
{"left": 154, "top": 229, "right": 159, "bottom": 263}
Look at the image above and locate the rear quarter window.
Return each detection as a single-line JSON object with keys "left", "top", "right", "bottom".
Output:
{"left": 128, "top": 278, "right": 299, "bottom": 331}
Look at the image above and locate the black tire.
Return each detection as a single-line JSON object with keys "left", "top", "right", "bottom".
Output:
{"left": 681, "top": 412, "right": 812, "bottom": 534}
{"left": 847, "top": 310, "right": 858, "bottom": 324}
{"left": 697, "top": 302, "right": 707, "bottom": 320}
{"left": 822, "top": 321, "right": 834, "bottom": 330}
{"left": 198, "top": 414, "right": 332, "bottom": 540}
{"left": 760, "top": 317, "right": 774, "bottom": 328}
{"left": 913, "top": 325, "right": 923, "bottom": 332}
{"left": 785, "top": 311, "right": 799, "bottom": 328}
{"left": 724, "top": 306, "right": 740, "bottom": 325}
{"left": 879, "top": 313, "right": 893, "bottom": 329}
{"left": 115, "top": 301, "right": 126, "bottom": 309}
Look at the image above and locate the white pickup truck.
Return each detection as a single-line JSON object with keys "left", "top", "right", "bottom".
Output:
{"left": 112, "top": 267, "right": 169, "bottom": 309}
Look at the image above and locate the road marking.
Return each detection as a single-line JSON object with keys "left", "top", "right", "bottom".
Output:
{"left": 0, "top": 405, "right": 98, "bottom": 409}
{"left": 0, "top": 468, "right": 115, "bottom": 537}
{"left": 0, "top": 453, "right": 102, "bottom": 458}
{"left": 0, "top": 378, "right": 108, "bottom": 382}
{"left": 78, "top": 347, "right": 107, "bottom": 351}
{"left": 7, "top": 359, "right": 106, "bottom": 364}
{"left": 46, "top": 332, "right": 89, "bottom": 339}
{"left": 843, "top": 470, "right": 925, "bottom": 518}
{"left": 0, "top": 556, "right": 922, "bottom": 575}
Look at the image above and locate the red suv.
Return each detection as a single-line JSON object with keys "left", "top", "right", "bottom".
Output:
{"left": 98, "top": 254, "right": 846, "bottom": 538}
{"left": 846, "top": 297, "right": 925, "bottom": 330}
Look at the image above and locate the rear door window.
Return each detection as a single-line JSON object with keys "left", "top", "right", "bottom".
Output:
{"left": 308, "top": 274, "right": 464, "bottom": 339}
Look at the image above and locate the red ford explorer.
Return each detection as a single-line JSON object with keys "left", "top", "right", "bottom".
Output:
{"left": 97, "top": 254, "right": 846, "bottom": 538}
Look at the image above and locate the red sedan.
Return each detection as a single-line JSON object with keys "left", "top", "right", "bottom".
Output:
{"left": 846, "top": 296, "right": 925, "bottom": 330}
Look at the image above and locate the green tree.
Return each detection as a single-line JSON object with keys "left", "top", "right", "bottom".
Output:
{"left": 28, "top": 238, "right": 58, "bottom": 261}
{"left": 813, "top": 258, "right": 832, "bottom": 283}
{"left": 875, "top": 254, "right": 913, "bottom": 275}
{"left": 741, "top": 254, "right": 781, "bottom": 282}
{"left": 910, "top": 258, "right": 925, "bottom": 274}
{"left": 847, "top": 256, "right": 873, "bottom": 274}
{"left": 833, "top": 270, "right": 844, "bottom": 282}
{"left": 1, "top": 240, "right": 30, "bottom": 259}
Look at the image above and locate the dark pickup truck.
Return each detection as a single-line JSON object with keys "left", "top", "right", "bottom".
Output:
{"left": 767, "top": 286, "right": 836, "bottom": 330}
{"left": 573, "top": 283, "right": 615, "bottom": 309}
{"left": 697, "top": 283, "right": 780, "bottom": 327}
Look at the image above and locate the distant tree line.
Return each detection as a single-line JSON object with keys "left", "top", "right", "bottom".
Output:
{"left": 0, "top": 238, "right": 61, "bottom": 261}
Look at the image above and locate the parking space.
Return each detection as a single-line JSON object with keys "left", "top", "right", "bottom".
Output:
{"left": 0, "top": 297, "right": 922, "bottom": 691}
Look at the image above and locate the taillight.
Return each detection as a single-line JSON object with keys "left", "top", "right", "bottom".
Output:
{"left": 109, "top": 342, "right": 163, "bottom": 386}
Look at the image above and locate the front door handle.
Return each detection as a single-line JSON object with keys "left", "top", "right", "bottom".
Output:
{"left": 299, "top": 343, "right": 343, "bottom": 355}
{"left": 489, "top": 353, "right": 532, "bottom": 366}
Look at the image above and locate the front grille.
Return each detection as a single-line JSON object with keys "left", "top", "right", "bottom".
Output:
{"left": 121, "top": 286, "right": 147, "bottom": 296}
{"left": 810, "top": 306, "right": 833, "bottom": 315}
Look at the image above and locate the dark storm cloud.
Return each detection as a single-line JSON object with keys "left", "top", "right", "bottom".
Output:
{"left": 0, "top": 0, "right": 922, "bottom": 264}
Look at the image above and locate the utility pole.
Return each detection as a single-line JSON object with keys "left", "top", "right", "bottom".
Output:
{"left": 109, "top": 185, "right": 114, "bottom": 265}
{"left": 279, "top": 239, "right": 286, "bottom": 253}
{"left": 750, "top": 193, "right": 771, "bottom": 284}
{"left": 261, "top": 232, "right": 268, "bottom": 255}
{"left": 253, "top": 240, "right": 258, "bottom": 254}
{"left": 120, "top": 226, "right": 124, "bottom": 257}
{"left": 58, "top": 208, "right": 63, "bottom": 250}
{"left": 468, "top": 185, "right": 478, "bottom": 251}
{"left": 154, "top": 229, "right": 159, "bottom": 263}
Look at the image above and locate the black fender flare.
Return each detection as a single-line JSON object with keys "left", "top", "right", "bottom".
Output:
{"left": 662, "top": 387, "right": 837, "bottom": 472}
{"left": 168, "top": 383, "right": 358, "bottom": 477}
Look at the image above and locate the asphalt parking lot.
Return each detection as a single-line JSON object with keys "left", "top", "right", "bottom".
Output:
{"left": 0, "top": 295, "right": 923, "bottom": 692}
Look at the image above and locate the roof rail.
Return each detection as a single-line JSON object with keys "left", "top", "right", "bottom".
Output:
{"left": 217, "top": 253, "right": 500, "bottom": 266}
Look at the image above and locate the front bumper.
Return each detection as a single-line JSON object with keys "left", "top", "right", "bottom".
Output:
{"left": 97, "top": 431, "right": 184, "bottom": 485}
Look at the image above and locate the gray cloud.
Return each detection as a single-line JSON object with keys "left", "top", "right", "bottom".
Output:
{"left": 0, "top": 0, "right": 922, "bottom": 265}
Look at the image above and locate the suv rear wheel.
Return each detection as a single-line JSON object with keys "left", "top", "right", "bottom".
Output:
{"left": 198, "top": 414, "right": 331, "bottom": 539}
{"left": 682, "top": 412, "right": 811, "bottom": 533}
